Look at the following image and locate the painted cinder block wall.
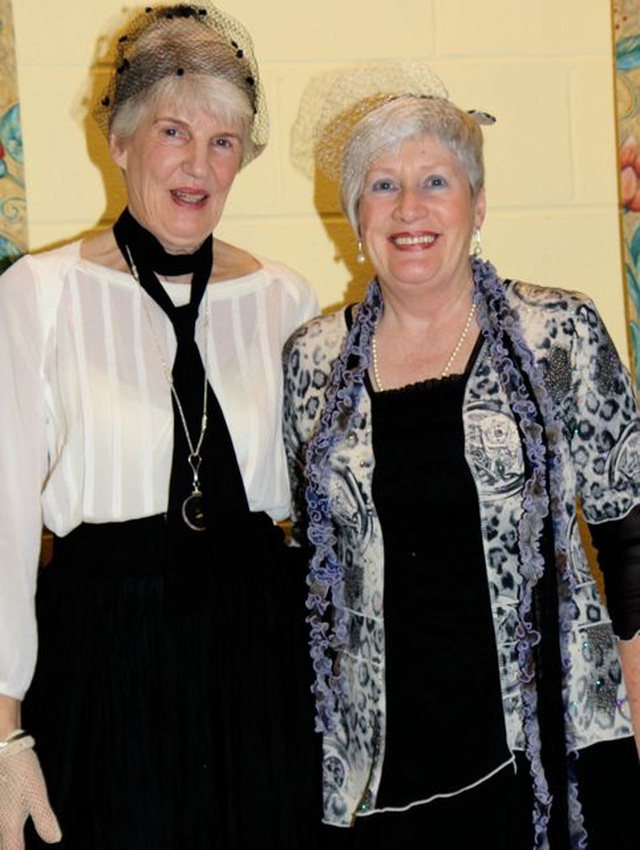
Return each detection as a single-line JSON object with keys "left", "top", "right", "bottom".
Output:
{"left": 12, "top": 0, "right": 629, "bottom": 364}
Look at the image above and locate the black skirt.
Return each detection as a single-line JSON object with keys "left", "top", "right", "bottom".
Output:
{"left": 22, "top": 515, "right": 322, "bottom": 849}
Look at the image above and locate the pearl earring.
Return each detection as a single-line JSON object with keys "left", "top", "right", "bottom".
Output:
{"left": 356, "top": 239, "right": 366, "bottom": 264}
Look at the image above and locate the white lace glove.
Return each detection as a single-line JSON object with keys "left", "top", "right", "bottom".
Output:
{"left": 0, "top": 730, "right": 62, "bottom": 849}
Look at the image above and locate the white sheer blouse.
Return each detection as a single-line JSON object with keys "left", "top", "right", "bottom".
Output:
{"left": 0, "top": 240, "right": 319, "bottom": 698}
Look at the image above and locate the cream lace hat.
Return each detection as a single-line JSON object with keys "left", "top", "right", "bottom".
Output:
{"left": 290, "top": 60, "right": 494, "bottom": 181}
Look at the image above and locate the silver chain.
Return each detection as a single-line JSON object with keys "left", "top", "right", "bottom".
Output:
{"left": 125, "top": 246, "right": 209, "bottom": 492}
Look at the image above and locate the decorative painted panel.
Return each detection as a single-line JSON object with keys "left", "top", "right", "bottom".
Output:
{"left": 615, "top": 1, "right": 640, "bottom": 391}
{"left": 0, "top": 0, "right": 26, "bottom": 272}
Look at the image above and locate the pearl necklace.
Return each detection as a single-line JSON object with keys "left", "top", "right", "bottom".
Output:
{"left": 371, "top": 300, "right": 477, "bottom": 391}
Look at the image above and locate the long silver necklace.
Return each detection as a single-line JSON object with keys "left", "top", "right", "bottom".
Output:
{"left": 371, "top": 300, "right": 477, "bottom": 391}
{"left": 126, "top": 246, "right": 209, "bottom": 531}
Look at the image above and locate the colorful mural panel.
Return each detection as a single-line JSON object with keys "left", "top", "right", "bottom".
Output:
{"left": 0, "top": 0, "right": 26, "bottom": 272}
{"left": 615, "top": 1, "right": 640, "bottom": 391}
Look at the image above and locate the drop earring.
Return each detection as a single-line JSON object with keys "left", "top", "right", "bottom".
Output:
{"left": 356, "top": 239, "right": 366, "bottom": 264}
{"left": 471, "top": 228, "right": 482, "bottom": 258}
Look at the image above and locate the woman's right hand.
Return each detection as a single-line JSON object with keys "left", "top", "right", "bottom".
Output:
{"left": 0, "top": 731, "right": 62, "bottom": 848}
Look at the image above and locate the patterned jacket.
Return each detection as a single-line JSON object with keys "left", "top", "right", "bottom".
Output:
{"left": 282, "top": 275, "right": 640, "bottom": 829}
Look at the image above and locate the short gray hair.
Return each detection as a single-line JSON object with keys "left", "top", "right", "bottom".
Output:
{"left": 341, "top": 95, "right": 485, "bottom": 233}
{"left": 110, "top": 73, "right": 256, "bottom": 164}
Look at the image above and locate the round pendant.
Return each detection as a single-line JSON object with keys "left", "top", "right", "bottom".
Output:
{"left": 182, "top": 490, "right": 206, "bottom": 531}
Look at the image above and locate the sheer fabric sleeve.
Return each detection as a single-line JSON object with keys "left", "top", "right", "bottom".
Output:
{"left": 589, "top": 506, "right": 640, "bottom": 640}
{"left": 0, "top": 257, "right": 50, "bottom": 699}
{"left": 559, "top": 295, "right": 640, "bottom": 637}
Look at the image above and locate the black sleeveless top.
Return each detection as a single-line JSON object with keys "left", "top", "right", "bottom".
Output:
{"left": 368, "top": 347, "right": 511, "bottom": 807}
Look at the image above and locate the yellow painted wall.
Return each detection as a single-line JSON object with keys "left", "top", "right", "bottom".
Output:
{"left": 12, "top": 1, "right": 629, "bottom": 363}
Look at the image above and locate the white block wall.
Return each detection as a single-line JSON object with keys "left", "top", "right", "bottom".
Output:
{"left": 12, "top": 0, "right": 629, "bottom": 363}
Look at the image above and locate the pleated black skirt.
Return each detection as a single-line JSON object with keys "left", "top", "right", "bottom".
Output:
{"left": 22, "top": 515, "right": 322, "bottom": 849}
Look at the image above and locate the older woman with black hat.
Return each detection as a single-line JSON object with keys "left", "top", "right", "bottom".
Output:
{"left": 285, "top": 63, "right": 640, "bottom": 848}
{"left": 0, "top": 4, "right": 319, "bottom": 848}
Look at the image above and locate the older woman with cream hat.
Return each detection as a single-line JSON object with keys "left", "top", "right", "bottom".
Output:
{"left": 285, "top": 62, "right": 640, "bottom": 848}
